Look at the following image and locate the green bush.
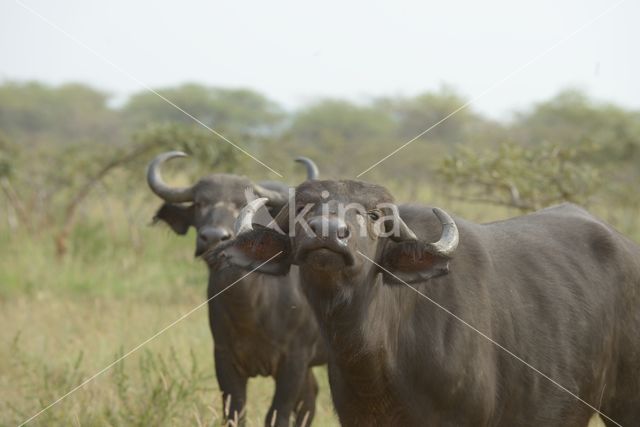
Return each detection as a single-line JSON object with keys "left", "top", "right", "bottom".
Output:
{"left": 439, "top": 140, "right": 602, "bottom": 211}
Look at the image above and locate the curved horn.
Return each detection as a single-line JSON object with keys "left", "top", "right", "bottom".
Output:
{"left": 295, "top": 157, "right": 319, "bottom": 180}
{"left": 425, "top": 208, "right": 459, "bottom": 257}
{"left": 147, "top": 151, "right": 195, "bottom": 203}
{"left": 252, "top": 183, "right": 288, "bottom": 206}
{"left": 234, "top": 197, "right": 268, "bottom": 235}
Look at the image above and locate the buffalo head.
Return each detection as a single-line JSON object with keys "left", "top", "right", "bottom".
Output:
{"left": 147, "top": 151, "right": 319, "bottom": 258}
{"left": 214, "top": 180, "right": 459, "bottom": 284}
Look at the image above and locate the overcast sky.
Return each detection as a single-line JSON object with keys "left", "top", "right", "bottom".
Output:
{"left": 1, "top": 0, "right": 638, "bottom": 118}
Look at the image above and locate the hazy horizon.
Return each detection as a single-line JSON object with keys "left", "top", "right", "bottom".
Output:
{"left": 2, "top": 0, "right": 638, "bottom": 119}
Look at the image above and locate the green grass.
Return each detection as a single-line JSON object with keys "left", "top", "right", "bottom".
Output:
{"left": 0, "top": 186, "right": 636, "bottom": 426}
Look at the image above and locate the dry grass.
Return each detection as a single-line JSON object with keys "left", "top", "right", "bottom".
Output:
{"left": 0, "top": 210, "right": 339, "bottom": 426}
{"left": 0, "top": 296, "right": 338, "bottom": 426}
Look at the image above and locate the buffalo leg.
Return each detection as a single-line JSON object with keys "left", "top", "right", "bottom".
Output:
{"left": 265, "top": 356, "right": 309, "bottom": 427}
{"left": 294, "top": 369, "right": 318, "bottom": 427}
{"left": 215, "top": 349, "right": 248, "bottom": 426}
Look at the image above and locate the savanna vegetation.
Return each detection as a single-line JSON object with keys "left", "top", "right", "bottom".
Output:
{"left": 1, "top": 81, "right": 638, "bottom": 426}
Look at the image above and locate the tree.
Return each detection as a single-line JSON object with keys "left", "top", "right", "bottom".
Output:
{"left": 0, "top": 81, "right": 121, "bottom": 146}
{"left": 375, "top": 85, "right": 505, "bottom": 146}
{"left": 122, "top": 84, "right": 285, "bottom": 139}
{"left": 363, "top": 87, "right": 507, "bottom": 198}
{"left": 438, "top": 140, "right": 601, "bottom": 211}
{"left": 284, "top": 99, "right": 394, "bottom": 177}
{"left": 0, "top": 123, "right": 237, "bottom": 256}
{"left": 513, "top": 89, "right": 640, "bottom": 163}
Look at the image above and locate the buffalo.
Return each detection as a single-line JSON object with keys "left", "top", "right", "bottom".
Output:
{"left": 216, "top": 179, "right": 640, "bottom": 427}
{"left": 147, "top": 152, "right": 327, "bottom": 427}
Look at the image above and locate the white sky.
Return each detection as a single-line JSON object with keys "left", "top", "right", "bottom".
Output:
{"left": 1, "top": 0, "right": 638, "bottom": 118}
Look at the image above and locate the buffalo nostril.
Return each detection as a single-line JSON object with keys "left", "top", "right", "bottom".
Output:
{"left": 337, "top": 226, "right": 349, "bottom": 239}
{"left": 198, "top": 228, "right": 231, "bottom": 245}
{"left": 308, "top": 217, "right": 350, "bottom": 240}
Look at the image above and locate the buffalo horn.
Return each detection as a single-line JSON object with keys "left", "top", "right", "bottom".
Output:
{"left": 295, "top": 157, "right": 319, "bottom": 180}
{"left": 426, "top": 208, "right": 459, "bottom": 257}
{"left": 234, "top": 198, "right": 269, "bottom": 235}
{"left": 146, "top": 151, "right": 195, "bottom": 203}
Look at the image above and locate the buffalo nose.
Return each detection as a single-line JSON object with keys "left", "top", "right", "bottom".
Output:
{"left": 198, "top": 227, "right": 231, "bottom": 246}
{"left": 308, "top": 217, "right": 350, "bottom": 241}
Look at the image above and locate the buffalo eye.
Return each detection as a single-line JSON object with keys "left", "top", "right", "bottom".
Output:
{"left": 368, "top": 210, "right": 381, "bottom": 221}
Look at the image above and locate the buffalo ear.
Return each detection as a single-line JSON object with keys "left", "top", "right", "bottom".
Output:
{"left": 380, "top": 240, "right": 451, "bottom": 284}
{"left": 153, "top": 203, "right": 195, "bottom": 235}
{"left": 214, "top": 226, "right": 292, "bottom": 275}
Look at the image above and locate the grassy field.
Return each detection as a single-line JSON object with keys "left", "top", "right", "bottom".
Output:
{"left": 0, "top": 188, "right": 342, "bottom": 426}
{"left": 0, "top": 296, "right": 338, "bottom": 426}
{"left": 1, "top": 184, "right": 636, "bottom": 426}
